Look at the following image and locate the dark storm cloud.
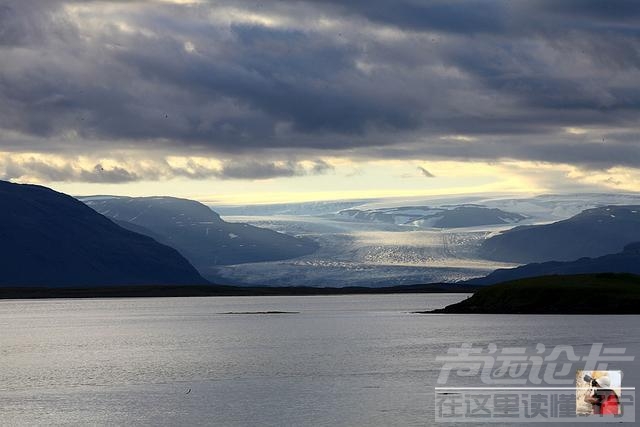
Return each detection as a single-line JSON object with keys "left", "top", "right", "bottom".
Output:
{"left": 533, "top": 0, "right": 640, "bottom": 21}
{"left": 110, "top": 24, "right": 418, "bottom": 138}
{"left": 366, "top": 134, "right": 640, "bottom": 171}
{"left": 320, "top": 0, "right": 640, "bottom": 39}
{"left": 307, "top": 0, "right": 511, "bottom": 34}
{"left": 0, "top": 0, "right": 639, "bottom": 174}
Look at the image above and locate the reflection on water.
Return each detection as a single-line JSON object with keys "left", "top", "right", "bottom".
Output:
{"left": 1, "top": 294, "right": 638, "bottom": 426}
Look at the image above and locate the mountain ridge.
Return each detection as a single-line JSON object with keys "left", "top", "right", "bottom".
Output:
{"left": 479, "top": 205, "right": 640, "bottom": 263}
{"left": 337, "top": 205, "right": 525, "bottom": 228}
{"left": 470, "top": 242, "right": 640, "bottom": 285}
{"left": 0, "top": 181, "right": 207, "bottom": 287}
{"left": 81, "top": 196, "right": 319, "bottom": 280}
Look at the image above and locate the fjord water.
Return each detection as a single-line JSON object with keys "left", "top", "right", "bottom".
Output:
{"left": 1, "top": 295, "right": 639, "bottom": 426}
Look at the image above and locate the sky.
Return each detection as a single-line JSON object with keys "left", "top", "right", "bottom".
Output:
{"left": 1, "top": 0, "right": 640, "bottom": 204}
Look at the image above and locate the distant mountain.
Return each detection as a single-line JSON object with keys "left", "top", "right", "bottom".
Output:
{"left": 432, "top": 274, "right": 640, "bottom": 314}
{"left": 81, "top": 196, "right": 319, "bottom": 279}
{"left": 476, "top": 193, "right": 640, "bottom": 222}
{"left": 0, "top": 181, "right": 207, "bottom": 287}
{"left": 337, "top": 205, "right": 525, "bottom": 228}
{"left": 213, "top": 192, "right": 640, "bottom": 222}
{"left": 479, "top": 205, "right": 640, "bottom": 263}
{"left": 350, "top": 192, "right": 640, "bottom": 224}
{"left": 212, "top": 199, "right": 373, "bottom": 216}
{"left": 471, "top": 242, "right": 640, "bottom": 285}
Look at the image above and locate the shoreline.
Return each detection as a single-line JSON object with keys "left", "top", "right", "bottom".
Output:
{"left": 426, "top": 273, "right": 640, "bottom": 314}
{"left": 0, "top": 283, "right": 478, "bottom": 300}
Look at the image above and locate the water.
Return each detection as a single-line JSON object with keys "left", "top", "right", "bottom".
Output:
{"left": 1, "top": 295, "right": 638, "bottom": 425}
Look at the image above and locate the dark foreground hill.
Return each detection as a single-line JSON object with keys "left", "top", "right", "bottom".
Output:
{"left": 82, "top": 196, "right": 319, "bottom": 280}
{"left": 0, "top": 181, "right": 207, "bottom": 287}
{"left": 471, "top": 242, "right": 640, "bottom": 285}
{"left": 479, "top": 205, "right": 640, "bottom": 263}
{"left": 431, "top": 274, "right": 640, "bottom": 314}
{"left": 0, "top": 282, "right": 479, "bottom": 299}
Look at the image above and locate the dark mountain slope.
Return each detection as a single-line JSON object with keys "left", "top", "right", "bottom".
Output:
{"left": 479, "top": 205, "right": 640, "bottom": 263}
{"left": 471, "top": 242, "right": 640, "bottom": 285}
{"left": 432, "top": 274, "right": 640, "bottom": 314}
{"left": 82, "top": 196, "right": 319, "bottom": 279}
{"left": 0, "top": 181, "right": 207, "bottom": 287}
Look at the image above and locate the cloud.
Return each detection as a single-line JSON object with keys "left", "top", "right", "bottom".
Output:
{"left": 165, "top": 158, "right": 333, "bottom": 180}
{"left": 310, "top": 159, "right": 333, "bottom": 174}
{"left": 214, "top": 159, "right": 333, "bottom": 180}
{"left": 216, "top": 160, "right": 300, "bottom": 179}
{"left": 0, "top": 153, "right": 333, "bottom": 183}
{"left": 417, "top": 166, "right": 435, "bottom": 178}
{"left": 0, "top": 156, "right": 140, "bottom": 183}
{"left": 81, "top": 164, "right": 139, "bottom": 183}
{"left": 0, "top": 0, "right": 639, "bottom": 179}
{"left": 308, "top": 0, "right": 510, "bottom": 34}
